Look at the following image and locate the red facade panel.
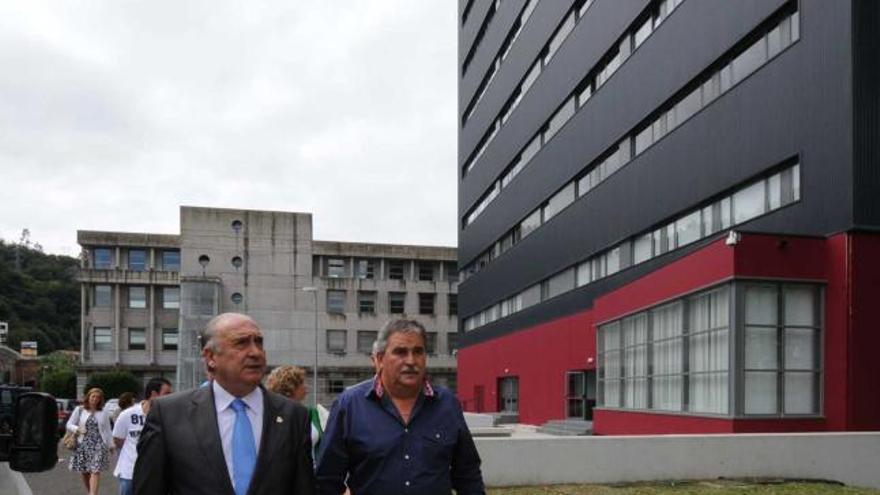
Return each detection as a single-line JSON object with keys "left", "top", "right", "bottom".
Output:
{"left": 847, "top": 233, "right": 880, "bottom": 430}
{"left": 456, "top": 311, "right": 594, "bottom": 425}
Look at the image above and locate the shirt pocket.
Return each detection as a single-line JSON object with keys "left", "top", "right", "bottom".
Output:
{"left": 417, "top": 426, "right": 457, "bottom": 467}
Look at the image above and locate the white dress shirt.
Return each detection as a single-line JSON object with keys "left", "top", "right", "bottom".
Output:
{"left": 212, "top": 381, "right": 263, "bottom": 489}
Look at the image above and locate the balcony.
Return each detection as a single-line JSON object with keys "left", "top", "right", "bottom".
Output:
{"left": 77, "top": 268, "right": 179, "bottom": 286}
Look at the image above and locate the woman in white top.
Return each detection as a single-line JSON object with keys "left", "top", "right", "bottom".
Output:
{"left": 66, "top": 387, "right": 113, "bottom": 495}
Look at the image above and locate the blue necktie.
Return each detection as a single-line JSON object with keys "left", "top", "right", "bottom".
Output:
{"left": 230, "top": 399, "right": 256, "bottom": 495}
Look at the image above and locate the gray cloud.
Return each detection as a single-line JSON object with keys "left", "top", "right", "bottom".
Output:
{"left": 0, "top": 1, "right": 457, "bottom": 256}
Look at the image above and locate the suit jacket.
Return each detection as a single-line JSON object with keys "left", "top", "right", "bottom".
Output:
{"left": 133, "top": 384, "right": 315, "bottom": 495}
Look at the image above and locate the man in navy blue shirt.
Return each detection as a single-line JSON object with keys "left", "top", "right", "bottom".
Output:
{"left": 315, "top": 319, "right": 485, "bottom": 495}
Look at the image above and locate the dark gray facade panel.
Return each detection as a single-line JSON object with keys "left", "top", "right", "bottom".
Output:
{"left": 459, "top": 0, "right": 642, "bottom": 185}
{"left": 459, "top": 0, "right": 785, "bottom": 238}
{"left": 852, "top": 0, "right": 880, "bottom": 227}
{"left": 459, "top": 1, "right": 526, "bottom": 112}
{"left": 459, "top": 0, "right": 490, "bottom": 63}
{"left": 458, "top": 0, "right": 567, "bottom": 151}
{"left": 459, "top": 0, "right": 853, "bottom": 267}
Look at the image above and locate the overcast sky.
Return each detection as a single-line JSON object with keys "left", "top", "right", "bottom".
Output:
{"left": 0, "top": 1, "right": 458, "bottom": 256}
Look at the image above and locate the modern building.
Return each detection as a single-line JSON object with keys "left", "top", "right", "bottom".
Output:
{"left": 456, "top": 0, "right": 880, "bottom": 434}
{"left": 77, "top": 206, "right": 459, "bottom": 404}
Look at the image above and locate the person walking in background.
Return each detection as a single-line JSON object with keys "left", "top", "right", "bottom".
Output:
{"left": 265, "top": 365, "right": 329, "bottom": 461}
{"left": 113, "top": 378, "right": 173, "bottom": 495}
{"left": 133, "top": 312, "right": 315, "bottom": 495}
{"left": 112, "top": 392, "right": 136, "bottom": 425}
{"left": 316, "top": 319, "right": 485, "bottom": 495}
{"left": 67, "top": 387, "right": 113, "bottom": 495}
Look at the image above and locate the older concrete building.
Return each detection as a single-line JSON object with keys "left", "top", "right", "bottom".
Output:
{"left": 77, "top": 206, "right": 459, "bottom": 405}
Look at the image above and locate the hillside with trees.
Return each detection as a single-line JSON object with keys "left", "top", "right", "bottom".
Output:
{"left": 0, "top": 231, "right": 80, "bottom": 353}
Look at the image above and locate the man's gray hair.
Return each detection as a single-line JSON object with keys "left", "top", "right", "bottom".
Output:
{"left": 200, "top": 312, "right": 257, "bottom": 353}
{"left": 372, "top": 319, "right": 427, "bottom": 356}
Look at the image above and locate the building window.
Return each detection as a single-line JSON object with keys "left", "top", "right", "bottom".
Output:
{"left": 743, "top": 284, "right": 820, "bottom": 415}
{"left": 94, "top": 248, "right": 113, "bottom": 269}
{"left": 388, "top": 260, "right": 405, "bottom": 280}
{"left": 418, "top": 293, "right": 435, "bottom": 315}
{"left": 326, "top": 330, "right": 347, "bottom": 354}
{"left": 94, "top": 285, "right": 112, "bottom": 308}
{"left": 326, "top": 290, "right": 346, "bottom": 314}
{"left": 327, "top": 376, "right": 346, "bottom": 394}
{"left": 357, "top": 330, "right": 377, "bottom": 354}
{"left": 327, "top": 258, "right": 346, "bottom": 278}
{"left": 162, "top": 251, "right": 180, "bottom": 271}
{"left": 355, "top": 259, "right": 374, "bottom": 279}
{"left": 425, "top": 332, "right": 438, "bottom": 355}
{"left": 129, "top": 287, "right": 147, "bottom": 309}
{"left": 448, "top": 294, "right": 458, "bottom": 315}
{"left": 128, "top": 249, "right": 147, "bottom": 271}
{"left": 418, "top": 262, "right": 435, "bottom": 281}
{"left": 162, "top": 328, "right": 178, "bottom": 351}
{"left": 389, "top": 292, "right": 406, "bottom": 314}
{"left": 93, "top": 327, "right": 112, "bottom": 351}
{"left": 445, "top": 262, "right": 459, "bottom": 282}
{"left": 448, "top": 332, "right": 460, "bottom": 352}
{"left": 163, "top": 287, "right": 180, "bottom": 309}
{"left": 128, "top": 328, "right": 146, "bottom": 351}
{"left": 357, "top": 291, "right": 376, "bottom": 314}
{"left": 599, "top": 285, "right": 730, "bottom": 414}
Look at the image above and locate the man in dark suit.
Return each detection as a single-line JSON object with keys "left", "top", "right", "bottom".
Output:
{"left": 134, "top": 313, "right": 315, "bottom": 495}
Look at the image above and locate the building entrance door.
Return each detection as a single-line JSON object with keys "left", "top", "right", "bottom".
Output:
{"left": 497, "top": 377, "right": 519, "bottom": 413}
{"left": 566, "top": 370, "right": 597, "bottom": 420}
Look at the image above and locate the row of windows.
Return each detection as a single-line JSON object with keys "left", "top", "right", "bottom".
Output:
{"left": 460, "top": 4, "right": 800, "bottom": 278}
{"left": 92, "top": 248, "right": 180, "bottom": 271}
{"left": 326, "top": 290, "right": 457, "bottom": 316}
{"left": 462, "top": 0, "right": 603, "bottom": 179}
{"left": 463, "top": 161, "right": 801, "bottom": 332}
{"left": 461, "top": 0, "right": 681, "bottom": 220}
{"left": 462, "top": 0, "right": 538, "bottom": 127}
{"left": 598, "top": 283, "right": 821, "bottom": 417}
{"left": 325, "top": 329, "right": 459, "bottom": 356}
{"left": 91, "top": 285, "right": 180, "bottom": 310}
{"left": 319, "top": 257, "right": 458, "bottom": 282}
{"left": 461, "top": 0, "right": 500, "bottom": 77}
{"left": 93, "top": 327, "right": 178, "bottom": 352}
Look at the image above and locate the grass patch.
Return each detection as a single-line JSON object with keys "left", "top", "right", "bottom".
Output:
{"left": 487, "top": 479, "right": 880, "bottom": 494}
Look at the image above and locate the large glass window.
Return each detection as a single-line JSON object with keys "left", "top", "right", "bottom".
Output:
{"left": 543, "top": 183, "right": 575, "bottom": 222}
{"left": 622, "top": 314, "right": 648, "bottom": 409}
{"left": 418, "top": 293, "right": 435, "bottom": 315}
{"left": 357, "top": 291, "right": 376, "bottom": 314}
{"left": 744, "top": 284, "right": 821, "bottom": 415}
{"left": 388, "top": 260, "right": 405, "bottom": 280}
{"left": 327, "top": 258, "right": 346, "bottom": 278}
{"left": 355, "top": 259, "right": 374, "bottom": 279}
{"left": 519, "top": 209, "right": 542, "bottom": 239}
{"left": 650, "top": 302, "right": 683, "bottom": 411}
{"left": 389, "top": 292, "right": 406, "bottom": 314}
{"left": 687, "top": 287, "right": 729, "bottom": 414}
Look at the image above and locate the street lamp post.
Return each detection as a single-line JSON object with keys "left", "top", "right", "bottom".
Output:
{"left": 302, "top": 286, "right": 319, "bottom": 408}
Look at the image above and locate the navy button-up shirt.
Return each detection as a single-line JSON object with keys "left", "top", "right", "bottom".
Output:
{"left": 315, "top": 378, "right": 485, "bottom": 495}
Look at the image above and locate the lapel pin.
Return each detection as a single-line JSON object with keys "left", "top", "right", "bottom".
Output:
{"left": 276, "top": 416, "right": 284, "bottom": 423}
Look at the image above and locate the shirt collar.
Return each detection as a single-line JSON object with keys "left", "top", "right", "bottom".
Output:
{"left": 212, "top": 380, "right": 264, "bottom": 415}
{"left": 368, "top": 374, "right": 435, "bottom": 399}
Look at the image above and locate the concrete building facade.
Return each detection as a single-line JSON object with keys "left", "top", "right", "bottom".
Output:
{"left": 77, "top": 206, "right": 459, "bottom": 405}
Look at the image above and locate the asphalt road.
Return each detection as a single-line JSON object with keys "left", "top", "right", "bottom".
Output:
{"left": 23, "top": 445, "right": 120, "bottom": 495}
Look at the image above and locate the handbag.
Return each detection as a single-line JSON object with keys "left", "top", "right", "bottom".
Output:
{"left": 62, "top": 407, "right": 81, "bottom": 451}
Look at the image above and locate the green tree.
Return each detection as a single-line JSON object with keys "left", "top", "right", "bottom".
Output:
{"left": 41, "top": 369, "right": 77, "bottom": 398}
{"left": 84, "top": 370, "right": 140, "bottom": 399}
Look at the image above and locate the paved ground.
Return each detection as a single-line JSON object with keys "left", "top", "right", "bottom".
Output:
{"left": 22, "top": 445, "right": 119, "bottom": 495}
